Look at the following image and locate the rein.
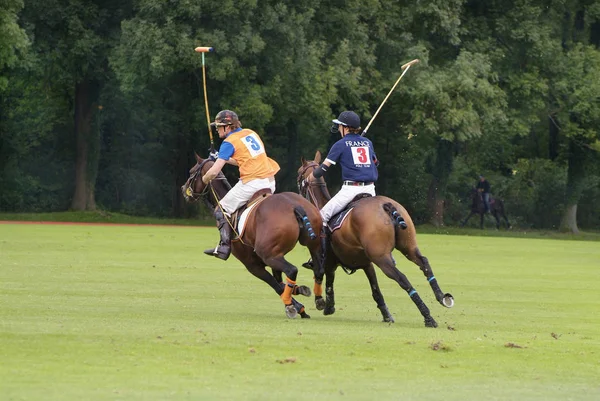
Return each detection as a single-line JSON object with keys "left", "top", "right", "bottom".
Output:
{"left": 297, "top": 162, "right": 328, "bottom": 208}
{"left": 183, "top": 159, "right": 247, "bottom": 244}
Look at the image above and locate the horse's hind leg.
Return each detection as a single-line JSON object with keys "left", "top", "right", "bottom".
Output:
{"left": 363, "top": 263, "right": 394, "bottom": 322}
{"left": 402, "top": 247, "right": 454, "bottom": 309}
{"left": 261, "top": 255, "right": 301, "bottom": 318}
{"left": 371, "top": 254, "right": 437, "bottom": 328}
{"left": 493, "top": 211, "right": 500, "bottom": 229}
{"left": 244, "top": 258, "right": 309, "bottom": 318}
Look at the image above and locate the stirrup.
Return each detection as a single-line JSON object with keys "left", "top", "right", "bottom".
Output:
{"left": 302, "top": 258, "right": 314, "bottom": 269}
{"left": 203, "top": 244, "right": 231, "bottom": 261}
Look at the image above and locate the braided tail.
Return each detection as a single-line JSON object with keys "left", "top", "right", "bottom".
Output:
{"left": 293, "top": 206, "right": 317, "bottom": 240}
{"left": 382, "top": 202, "right": 408, "bottom": 230}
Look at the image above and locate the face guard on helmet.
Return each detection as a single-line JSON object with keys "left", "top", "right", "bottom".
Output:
{"left": 330, "top": 110, "right": 361, "bottom": 133}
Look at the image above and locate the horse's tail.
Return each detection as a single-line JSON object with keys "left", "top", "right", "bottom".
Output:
{"left": 382, "top": 203, "right": 408, "bottom": 230}
{"left": 294, "top": 206, "right": 317, "bottom": 240}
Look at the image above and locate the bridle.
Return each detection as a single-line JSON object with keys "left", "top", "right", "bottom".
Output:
{"left": 297, "top": 162, "right": 329, "bottom": 207}
{"left": 182, "top": 159, "right": 230, "bottom": 206}
{"left": 183, "top": 159, "right": 212, "bottom": 202}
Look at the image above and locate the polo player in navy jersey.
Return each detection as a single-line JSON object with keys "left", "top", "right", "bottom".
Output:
{"left": 303, "top": 111, "right": 380, "bottom": 269}
{"left": 309, "top": 111, "right": 379, "bottom": 225}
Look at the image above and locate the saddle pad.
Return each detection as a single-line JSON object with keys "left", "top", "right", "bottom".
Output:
{"left": 328, "top": 208, "right": 354, "bottom": 233}
{"left": 237, "top": 201, "right": 261, "bottom": 238}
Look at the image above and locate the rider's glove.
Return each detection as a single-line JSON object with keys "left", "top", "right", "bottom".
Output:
{"left": 208, "top": 149, "right": 219, "bottom": 161}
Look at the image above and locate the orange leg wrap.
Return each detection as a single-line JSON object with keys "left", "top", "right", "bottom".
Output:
{"left": 313, "top": 277, "right": 323, "bottom": 297}
{"left": 280, "top": 278, "right": 296, "bottom": 305}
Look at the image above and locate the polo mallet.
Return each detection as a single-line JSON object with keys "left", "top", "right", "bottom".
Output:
{"left": 194, "top": 46, "right": 215, "bottom": 151}
{"left": 361, "top": 59, "right": 420, "bottom": 137}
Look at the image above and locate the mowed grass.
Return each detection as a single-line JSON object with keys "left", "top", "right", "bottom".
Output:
{"left": 1, "top": 223, "right": 599, "bottom": 401}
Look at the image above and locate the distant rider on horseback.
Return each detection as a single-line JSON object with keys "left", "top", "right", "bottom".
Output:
{"left": 476, "top": 174, "right": 491, "bottom": 213}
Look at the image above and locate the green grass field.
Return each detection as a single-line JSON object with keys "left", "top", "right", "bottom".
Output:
{"left": 1, "top": 222, "right": 599, "bottom": 400}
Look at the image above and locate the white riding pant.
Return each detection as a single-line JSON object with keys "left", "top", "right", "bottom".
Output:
{"left": 320, "top": 184, "right": 376, "bottom": 224}
{"left": 218, "top": 176, "right": 276, "bottom": 215}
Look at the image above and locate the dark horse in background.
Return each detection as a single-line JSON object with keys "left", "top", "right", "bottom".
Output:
{"left": 182, "top": 154, "right": 324, "bottom": 319}
{"left": 297, "top": 151, "right": 453, "bottom": 328}
{"left": 460, "top": 187, "right": 511, "bottom": 230}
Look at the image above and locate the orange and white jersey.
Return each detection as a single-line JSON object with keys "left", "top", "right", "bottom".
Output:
{"left": 223, "top": 129, "right": 280, "bottom": 183}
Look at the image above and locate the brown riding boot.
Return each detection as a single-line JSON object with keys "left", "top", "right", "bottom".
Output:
{"left": 204, "top": 209, "right": 232, "bottom": 261}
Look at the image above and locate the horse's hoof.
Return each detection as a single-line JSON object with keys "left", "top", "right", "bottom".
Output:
{"left": 442, "top": 293, "right": 454, "bottom": 308}
{"left": 324, "top": 306, "right": 335, "bottom": 316}
{"left": 379, "top": 306, "right": 395, "bottom": 323}
{"left": 315, "top": 296, "right": 326, "bottom": 311}
{"left": 300, "top": 311, "right": 311, "bottom": 319}
{"left": 285, "top": 304, "right": 298, "bottom": 319}
{"left": 294, "top": 285, "right": 312, "bottom": 297}
{"left": 425, "top": 317, "right": 438, "bottom": 328}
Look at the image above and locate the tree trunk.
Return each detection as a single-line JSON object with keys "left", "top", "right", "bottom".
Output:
{"left": 559, "top": 203, "right": 579, "bottom": 234}
{"left": 558, "top": 138, "right": 587, "bottom": 233}
{"left": 427, "top": 139, "right": 454, "bottom": 227}
{"left": 427, "top": 177, "right": 445, "bottom": 227}
{"left": 71, "top": 80, "right": 99, "bottom": 211}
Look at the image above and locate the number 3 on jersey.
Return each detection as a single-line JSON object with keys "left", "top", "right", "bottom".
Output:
{"left": 242, "top": 133, "right": 265, "bottom": 157}
{"left": 351, "top": 146, "right": 370, "bottom": 165}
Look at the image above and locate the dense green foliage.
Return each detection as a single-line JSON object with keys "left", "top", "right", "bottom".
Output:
{"left": 1, "top": 0, "right": 599, "bottom": 230}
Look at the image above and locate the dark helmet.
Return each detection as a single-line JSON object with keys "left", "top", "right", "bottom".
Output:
{"left": 332, "top": 110, "right": 361, "bottom": 129}
{"left": 212, "top": 110, "right": 239, "bottom": 127}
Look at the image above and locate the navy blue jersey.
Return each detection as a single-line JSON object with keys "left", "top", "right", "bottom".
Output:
{"left": 324, "top": 134, "right": 378, "bottom": 182}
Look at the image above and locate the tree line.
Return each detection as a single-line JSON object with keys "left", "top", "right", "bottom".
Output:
{"left": 1, "top": 0, "right": 599, "bottom": 232}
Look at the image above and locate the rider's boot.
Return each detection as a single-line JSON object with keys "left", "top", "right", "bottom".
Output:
{"left": 204, "top": 208, "right": 232, "bottom": 260}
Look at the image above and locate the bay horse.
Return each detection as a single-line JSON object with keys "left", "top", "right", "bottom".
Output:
{"left": 182, "top": 154, "right": 324, "bottom": 319}
{"left": 460, "top": 187, "right": 511, "bottom": 229}
{"left": 297, "top": 151, "right": 454, "bottom": 328}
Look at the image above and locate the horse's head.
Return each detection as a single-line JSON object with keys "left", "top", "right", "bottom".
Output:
{"left": 297, "top": 151, "right": 322, "bottom": 195}
{"left": 297, "top": 151, "right": 331, "bottom": 205}
{"left": 181, "top": 153, "right": 214, "bottom": 203}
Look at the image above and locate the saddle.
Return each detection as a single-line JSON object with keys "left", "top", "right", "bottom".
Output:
{"left": 230, "top": 188, "right": 272, "bottom": 240}
{"left": 327, "top": 193, "right": 372, "bottom": 233}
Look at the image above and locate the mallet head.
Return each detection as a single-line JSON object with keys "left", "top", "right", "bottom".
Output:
{"left": 194, "top": 46, "right": 214, "bottom": 53}
{"left": 401, "top": 59, "right": 420, "bottom": 70}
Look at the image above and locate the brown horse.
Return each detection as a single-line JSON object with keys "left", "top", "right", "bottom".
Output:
{"left": 297, "top": 151, "right": 454, "bottom": 327}
{"left": 460, "top": 187, "right": 511, "bottom": 230}
{"left": 182, "top": 154, "right": 324, "bottom": 318}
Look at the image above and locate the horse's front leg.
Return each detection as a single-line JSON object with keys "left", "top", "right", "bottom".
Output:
{"left": 460, "top": 212, "right": 474, "bottom": 227}
{"left": 323, "top": 261, "right": 337, "bottom": 316}
{"left": 363, "top": 263, "right": 394, "bottom": 322}
{"left": 479, "top": 212, "right": 484, "bottom": 229}
{"left": 502, "top": 211, "right": 512, "bottom": 229}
